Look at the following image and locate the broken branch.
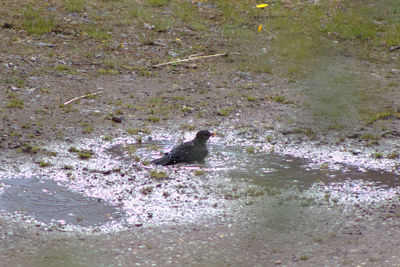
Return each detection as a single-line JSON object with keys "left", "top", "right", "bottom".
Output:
{"left": 63, "top": 91, "right": 103, "bottom": 106}
{"left": 152, "top": 52, "right": 227, "bottom": 68}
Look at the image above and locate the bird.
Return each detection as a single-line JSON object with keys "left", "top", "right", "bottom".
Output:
{"left": 152, "top": 130, "right": 215, "bottom": 166}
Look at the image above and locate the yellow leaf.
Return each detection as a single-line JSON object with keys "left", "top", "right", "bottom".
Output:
{"left": 258, "top": 24, "right": 262, "bottom": 33}
{"left": 256, "top": 3, "right": 269, "bottom": 8}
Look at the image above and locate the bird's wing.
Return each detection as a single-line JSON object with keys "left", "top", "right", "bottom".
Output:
{"left": 168, "top": 141, "right": 195, "bottom": 161}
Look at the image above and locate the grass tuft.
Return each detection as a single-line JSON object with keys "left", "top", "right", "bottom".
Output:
{"left": 21, "top": 6, "right": 55, "bottom": 35}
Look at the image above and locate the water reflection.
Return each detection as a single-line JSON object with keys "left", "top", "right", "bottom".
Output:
{"left": 0, "top": 178, "right": 123, "bottom": 226}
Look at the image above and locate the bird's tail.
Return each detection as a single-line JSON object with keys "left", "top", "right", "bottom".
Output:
{"left": 152, "top": 155, "right": 172, "bottom": 166}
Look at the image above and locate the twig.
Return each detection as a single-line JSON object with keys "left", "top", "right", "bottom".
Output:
{"left": 63, "top": 91, "right": 103, "bottom": 106}
{"left": 152, "top": 52, "right": 227, "bottom": 68}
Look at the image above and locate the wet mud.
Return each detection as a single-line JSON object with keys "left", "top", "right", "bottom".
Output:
{"left": 1, "top": 132, "right": 400, "bottom": 266}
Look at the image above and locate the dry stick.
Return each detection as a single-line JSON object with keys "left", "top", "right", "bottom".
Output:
{"left": 152, "top": 52, "right": 227, "bottom": 68}
{"left": 63, "top": 91, "right": 103, "bottom": 106}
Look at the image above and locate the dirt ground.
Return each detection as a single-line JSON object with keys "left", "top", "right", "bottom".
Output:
{"left": 1, "top": 2, "right": 400, "bottom": 266}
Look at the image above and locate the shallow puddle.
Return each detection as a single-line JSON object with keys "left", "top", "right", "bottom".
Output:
{"left": 0, "top": 137, "right": 399, "bottom": 231}
{"left": 207, "top": 143, "right": 400, "bottom": 189}
{"left": 0, "top": 178, "right": 123, "bottom": 227}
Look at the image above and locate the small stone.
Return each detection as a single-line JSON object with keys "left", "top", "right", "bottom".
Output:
{"left": 143, "top": 23, "right": 154, "bottom": 30}
{"left": 112, "top": 116, "right": 124, "bottom": 123}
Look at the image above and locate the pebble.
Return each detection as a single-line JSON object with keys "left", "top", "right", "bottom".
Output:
{"left": 390, "top": 69, "right": 400, "bottom": 74}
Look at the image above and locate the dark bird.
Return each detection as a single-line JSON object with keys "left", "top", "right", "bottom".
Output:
{"left": 152, "top": 130, "right": 215, "bottom": 166}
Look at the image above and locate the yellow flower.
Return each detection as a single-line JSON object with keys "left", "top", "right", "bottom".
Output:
{"left": 257, "top": 24, "right": 262, "bottom": 32}
{"left": 256, "top": 3, "right": 269, "bottom": 8}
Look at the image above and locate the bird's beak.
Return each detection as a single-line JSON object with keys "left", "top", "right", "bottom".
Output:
{"left": 211, "top": 132, "right": 216, "bottom": 136}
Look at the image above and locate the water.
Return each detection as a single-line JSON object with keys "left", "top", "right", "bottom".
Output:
{"left": 208, "top": 144, "right": 400, "bottom": 189}
{"left": 0, "top": 178, "right": 123, "bottom": 227}
{"left": 0, "top": 139, "right": 399, "bottom": 230}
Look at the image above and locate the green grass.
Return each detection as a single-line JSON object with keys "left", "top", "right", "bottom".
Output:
{"left": 364, "top": 110, "right": 398, "bottom": 125}
{"left": 123, "top": 65, "right": 152, "bottom": 76}
{"left": 97, "top": 68, "right": 119, "bottom": 75}
{"left": 217, "top": 107, "right": 235, "bottom": 116}
{"left": 5, "top": 76, "right": 25, "bottom": 87}
{"left": 245, "top": 146, "right": 255, "bottom": 154}
{"left": 6, "top": 98, "right": 24, "bottom": 109}
{"left": 68, "top": 147, "right": 95, "bottom": 159}
{"left": 147, "top": 0, "right": 169, "bottom": 8}
{"left": 387, "top": 152, "right": 399, "bottom": 159}
{"left": 125, "top": 144, "right": 137, "bottom": 155}
{"left": 38, "top": 160, "right": 51, "bottom": 167}
{"left": 218, "top": 0, "right": 399, "bottom": 75}
{"left": 54, "top": 64, "right": 78, "bottom": 74}
{"left": 78, "top": 149, "right": 94, "bottom": 159}
{"left": 103, "top": 135, "right": 113, "bottom": 141}
{"left": 63, "top": 0, "right": 85, "bottom": 12}
{"left": 68, "top": 147, "right": 79, "bottom": 153}
{"left": 21, "top": 6, "right": 55, "bottom": 35}
{"left": 150, "top": 169, "right": 167, "bottom": 179}
{"left": 246, "top": 96, "right": 257, "bottom": 102}
{"left": 194, "top": 170, "right": 206, "bottom": 176}
{"left": 147, "top": 116, "right": 160, "bottom": 122}
{"left": 361, "top": 134, "right": 379, "bottom": 141}
{"left": 83, "top": 24, "right": 111, "bottom": 41}
{"left": 19, "top": 143, "right": 40, "bottom": 154}
{"left": 81, "top": 122, "right": 94, "bottom": 134}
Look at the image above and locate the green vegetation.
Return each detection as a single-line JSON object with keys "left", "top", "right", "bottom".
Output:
{"left": 246, "top": 96, "right": 257, "bottom": 102}
{"left": 19, "top": 143, "right": 40, "bottom": 154}
{"left": 245, "top": 146, "right": 255, "bottom": 154}
{"left": 97, "top": 68, "right": 119, "bottom": 75}
{"left": 127, "top": 128, "right": 151, "bottom": 135}
{"left": 63, "top": 0, "right": 85, "bottom": 12}
{"left": 387, "top": 152, "right": 399, "bottom": 159}
{"left": 84, "top": 24, "right": 111, "bottom": 41}
{"left": 217, "top": 107, "right": 235, "bottom": 117}
{"left": 5, "top": 76, "right": 25, "bottom": 87}
{"left": 194, "top": 170, "right": 206, "bottom": 176}
{"left": 125, "top": 144, "right": 137, "bottom": 155}
{"left": 78, "top": 149, "right": 94, "bottom": 159}
{"left": 6, "top": 98, "right": 24, "bottom": 109}
{"left": 21, "top": 6, "right": 55, "bottom": 35}
{"left": 150, "top": 169, "right": 167, "bottom": 179}
{"left": 364, "top": 111, "right": 399, "bottom": 125}
{"left": 38, "top": 160, "right": 51, "bottom": 167}
{"left": 68, "top": 146, "right": 79, "bottom": 153}
{"left": 6, "top": 92, "right": 24, "bottom": 108}
{"left": 68, "top": 147, "right": 94, "bottom": 159}
{"left": 81, "top": 122, "right": 94, "bottom": 134}
{"left": 147, "top": 116, "right": 160, "bottom": 122}
{"left": 102, "top": 135, "right": 112, "bottom": 141}
{"left": 372, "top": 152, "right": 383, "bottom": 159}
{"left": 271, "top": 96, "right": 287, "bottom": 104}
{"left": 360, "top": 134, "right": 379, "bottom": 141}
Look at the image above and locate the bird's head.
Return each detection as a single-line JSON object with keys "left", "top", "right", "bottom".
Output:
{"left": 195, "top": 130, "right": 216, "bottom": 142}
